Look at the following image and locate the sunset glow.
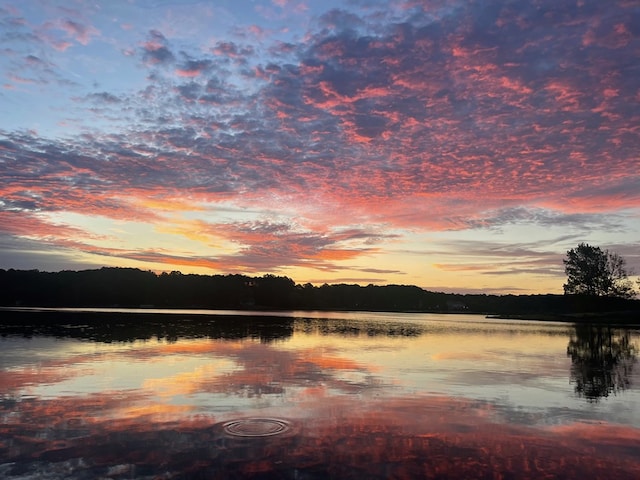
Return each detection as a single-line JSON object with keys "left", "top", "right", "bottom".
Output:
{"left": 1, "top": 0, "right": 638, "bottom": 293}
{"left": 2, "top": 314, "right": 639, "bottom": 478}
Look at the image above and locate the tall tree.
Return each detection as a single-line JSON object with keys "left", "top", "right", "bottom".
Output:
{"left": 563, "top": 243, "right": 636, "bottom": 298}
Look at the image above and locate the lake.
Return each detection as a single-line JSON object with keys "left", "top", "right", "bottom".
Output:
{"left": 1, "top": 309, "right": 639, "bottom": 479}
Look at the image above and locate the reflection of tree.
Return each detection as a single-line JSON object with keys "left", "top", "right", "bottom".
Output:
{"left": 294, "top": 318, "right": 423, "bottom": 338}
{"left": 567, "top": 324, "right": 637, "bottom": 401}
{"left": 0, "top": 310, "right": 294, "bottom": 343}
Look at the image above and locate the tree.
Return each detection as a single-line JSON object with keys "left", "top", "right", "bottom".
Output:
{"left": 563, "top": 243, "right": 636, "bottom": 299}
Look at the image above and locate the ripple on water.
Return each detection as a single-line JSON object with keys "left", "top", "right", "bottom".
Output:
{"left": 222, "top": 418, "right": 291, "bottom": 437}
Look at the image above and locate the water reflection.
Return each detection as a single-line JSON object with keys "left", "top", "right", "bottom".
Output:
{"left": 0, "top": 309, "right": 294, "bottom": 343}
{"left": 1, "top": 311, "right": 640, "bottom": 479}
{"left": 294, "top": 317, "right": 424, "bottom": 337}
{"left": 567, "top": 324, "right": 638, "bottom": 401}
{"left": 2, "top": 394, "right": 639, "bottom": 479}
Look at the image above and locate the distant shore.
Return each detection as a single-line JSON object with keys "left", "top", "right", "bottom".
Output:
{"left": 2, "top": 268, "right": 639, "bottom": 318}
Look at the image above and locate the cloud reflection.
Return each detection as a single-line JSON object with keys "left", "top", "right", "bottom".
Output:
{"left": 1, "top": 315, "right": 639, "bottom": 478}
{"left": 2, "top": 393, "right": 639, "bottom": 479}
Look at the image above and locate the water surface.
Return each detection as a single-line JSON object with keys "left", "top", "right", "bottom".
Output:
{"left": 1, "top": 310, "right": 639, "bottom": 479}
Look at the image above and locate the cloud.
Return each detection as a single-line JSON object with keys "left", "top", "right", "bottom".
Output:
{"left": 420, "top": 236, "right": 573, "bottom": 278}
{"left": 458, "top": 207, "right": 630, "bottom": 232}
{"left": 175, "top": 57, "right": 213, "bottom": 77}
{"left": 141, "top": 30, "right": 175, "bottom": 65}
{"left": 57, "top": 19, "right": 100, "bottom": 45}
{"left": 6, "top": 1, "right": 637, "bottom": 216}
{"left": 0, "top": 0, "right": 638, "bottom": 283}
{"left": 0, "top": 234, "right": 99, "bottom": 271}
{"left": 191, "top": 220, "right": 392, "bottom": 273}
{"left": 85, "top": 91, "right": 123, "bottom": 104}
{"left": 29, "top": 14, "right": 100, "bottom": 52}
{"left": 211, "top": 41, "right": 255, "bottom": 63}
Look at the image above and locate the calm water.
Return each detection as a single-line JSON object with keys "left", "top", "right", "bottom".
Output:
{"left": 1, "top": 309, "right": 639, "bottom": 479}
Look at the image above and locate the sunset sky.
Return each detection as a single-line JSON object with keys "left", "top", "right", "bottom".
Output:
{"left": 1, "top": 0, "right": 638, "bottom": 294}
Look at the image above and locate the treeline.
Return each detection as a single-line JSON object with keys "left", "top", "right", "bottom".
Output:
{"left": 1, "top": 267, "right": 638, "bottom": 315}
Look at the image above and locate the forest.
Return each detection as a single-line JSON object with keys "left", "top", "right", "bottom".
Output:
{"left": 1, "top": 267, "right": 638, "bottom": 317}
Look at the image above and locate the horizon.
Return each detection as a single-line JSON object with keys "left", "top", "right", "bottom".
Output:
{"left": 1, "top": 0, "right": 639, "bottom": 295}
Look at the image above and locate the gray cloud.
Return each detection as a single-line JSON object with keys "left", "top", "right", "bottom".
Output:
{"left": 141, "top": 30, "right": 175, "bottom": 65}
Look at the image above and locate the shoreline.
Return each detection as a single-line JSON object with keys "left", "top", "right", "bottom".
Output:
{"left": 1, "top": 305, "right": 639, "bottom": 326}
{"left": 487, "top": 311, "right": 640, "bottom": 325}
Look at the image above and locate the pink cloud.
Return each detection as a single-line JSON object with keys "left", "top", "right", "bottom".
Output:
{"left": 0, "top": 211, "right": 103, "bottom": 241}
{"left": 175, "top": 69, "right": 200, "bottom": 78}
{"left": 7, "top": 74, "right": 39, "bottom": 84}
{"left": 49, "top": 39, "right": 73, "bottom": 51}
{"left": 34, "top": 18, "right": 100, "bottom": 52}
{"left": 58, "top": 19, "right": 99, "bottom": 45}
{"left": 1, "top": 0, "right": 638, "bottom": 280}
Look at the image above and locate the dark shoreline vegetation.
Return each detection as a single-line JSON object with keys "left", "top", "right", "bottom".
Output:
{"left": 1, "top": 267, "right": 639, "bottom": 324}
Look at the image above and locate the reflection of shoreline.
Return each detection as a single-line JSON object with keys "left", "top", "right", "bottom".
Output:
{"left": 293, "top": 317, "right": 424, "bottom": 337}
{"left": 567, "top": 325, "right": 638, "bottom": 401}
{"left": 5, "top": 306, "right": 640, "bottom": 328}
{"left": 0, "top": 308, "right": 575, "bottom": 341}
{"left": 488, "top": 311, "right": 640, "bottom": 325}
{"left": 0, "top": 310, "right": 428, "bottom": 344}
{"left": 0, "top": 308, "right": 295, "bottom": 343}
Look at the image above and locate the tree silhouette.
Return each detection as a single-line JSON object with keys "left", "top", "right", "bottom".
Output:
{"left": 567, "top": 324, "right": 637, "bottom": 401}
{"left": 563, "top": 243, "right": 636, "bottom": 299}
{"left": 1, "top": 267, "right": 639, "bottom": 315}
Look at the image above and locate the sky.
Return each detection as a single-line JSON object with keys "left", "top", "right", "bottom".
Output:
{"left": 0, "top": 0, "right": 639, "bottom": 295}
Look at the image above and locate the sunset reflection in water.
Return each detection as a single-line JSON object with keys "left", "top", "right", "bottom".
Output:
{"left": 1, "top": 311, "right": 639, "bottom": 479}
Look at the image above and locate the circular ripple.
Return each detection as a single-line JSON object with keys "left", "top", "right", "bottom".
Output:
{"left": 223, "top": 418, "right": 291, "bottom": 437}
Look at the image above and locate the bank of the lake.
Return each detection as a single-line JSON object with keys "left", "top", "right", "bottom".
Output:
{"left": 488, "top": 310, "right": 640, "bottom": 325}
{"left": 2, "top": 267, "right": 639, "bottom": 317}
